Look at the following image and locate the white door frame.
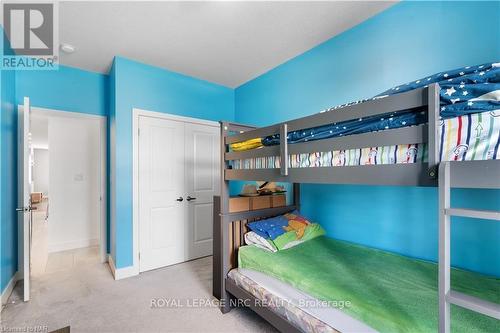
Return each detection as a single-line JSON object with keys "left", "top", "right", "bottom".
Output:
{"left": 132, "top": 108, "right": 219, "bottom": 274}
{"left": 26, "top": 106, "right": 108, "bottom": 264}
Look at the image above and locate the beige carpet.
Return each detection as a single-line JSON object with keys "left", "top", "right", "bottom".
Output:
{"left": 1, "top": 256, "right": 276, "bottom": 333}
{"left": 31, "top": 198, "right": 49, "bottom": 277}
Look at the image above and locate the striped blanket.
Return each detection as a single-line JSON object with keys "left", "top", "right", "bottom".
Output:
{"left": 231, "top": 110, "right": 500, "bottom": 169}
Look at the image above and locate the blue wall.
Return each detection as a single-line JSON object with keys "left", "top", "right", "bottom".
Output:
{"left": 0, "top": 31, "right": 18, "bottom": 293}
{"left": 235, "top": 1, "right": 500, "bottom": 276}
{"left": 110, "top": 56, "right": 234, "bottom": 268}
{"left": 15, "top": 65, "right": 108, "bottom": 116}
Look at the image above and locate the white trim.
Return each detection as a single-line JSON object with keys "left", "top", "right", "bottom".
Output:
{"left": 132, "top": 110, "right": 140, "bottom": 276}
{"left": 1, "top": 272, "right": 20, "bottom": 307}
{"left": 48, "top": 238, "right": 99, "bottom": 253}
{"left": 131, "top": 108, "right": 218, "bottom": 275}
{"left": 30, "top": 106, "right": 106, "bottom": 120}
{"left": 132, "top": 108, "right": 219, "bottom": 128}
{"left": 108, "top": 254, "right": 116, "bottom": 278}
{"left": 23, "top": 106, "right": 108, "bottom": 264}
{"left": 107, "top": 255, "right": 139, "bottom": 280}
{"left": 99, "top": 110, "right": 108, "bottom": 264}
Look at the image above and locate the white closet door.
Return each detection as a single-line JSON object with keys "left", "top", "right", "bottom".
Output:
{"left": 139, "top": 116, "right": 185, "bottom": 272}
{"left": 185, "top": 123, "right": 220, "bottom": 260}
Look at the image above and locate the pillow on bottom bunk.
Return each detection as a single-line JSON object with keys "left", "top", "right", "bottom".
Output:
{"left": 246, "top": 211, "right": 325, "bottom": 251}
{"left": 246, "top": 215, "right": 289, "bottom": 239}
{"left": 244, "top": 231, "right": 277, "bottom": 252}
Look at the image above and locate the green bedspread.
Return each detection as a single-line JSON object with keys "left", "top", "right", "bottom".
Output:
{"left": 238, "top": 236, "right": 500, "bottom": 333}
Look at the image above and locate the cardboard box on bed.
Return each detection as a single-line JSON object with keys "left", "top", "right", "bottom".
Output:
{"left": 229, "top": 197, "right": 250, "bottom": 212}
{"left": 271, "top": 194, "right": 286, "bottom": 208}
{"left": 229, "top": 194, "right": 285, "bottom": 212}
{"left": 250, "top": 196, "right": 271, "bottom": 210}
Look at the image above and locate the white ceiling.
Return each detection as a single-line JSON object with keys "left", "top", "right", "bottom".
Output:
{"left": 59, "top": 1, "right": 396, "bottom": 87}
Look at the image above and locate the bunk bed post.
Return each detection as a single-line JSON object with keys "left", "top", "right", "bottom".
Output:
{"left": 293, "top": 183, "right": 300, "bottom": 211}
{"left": 280, "top": 123, "right": 288, "bottom": 176}
{"left": 212, "top": 196, "right": 223, "bottom": 297}
{"left": 428, "top": 83, "right": 440, "bottom": 178}
{"left": 217, "top": 121, "right": 232, "bottom": 313}
{"left": 220, "top": 122, "right": 230, "bottom": 214}
{"left": 438, "top": 162, "right": 451, "bottom": 333}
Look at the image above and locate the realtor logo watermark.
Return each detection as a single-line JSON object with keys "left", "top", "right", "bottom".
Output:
{"left": 2, "top": 1, "right": 58, "bottom": 70}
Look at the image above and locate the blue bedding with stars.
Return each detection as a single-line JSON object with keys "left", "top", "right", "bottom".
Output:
{"left": 262, "top": 62, "right": 500, "bottom": 146}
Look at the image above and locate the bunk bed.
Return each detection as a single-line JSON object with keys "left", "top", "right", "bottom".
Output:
{"left": 213, "top": 63, "right": 500, "bottom": 333}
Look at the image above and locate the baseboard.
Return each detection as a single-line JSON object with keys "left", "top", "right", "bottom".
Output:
{"left": 107, "top": 255, "right": 139, "bottom": 280}
{"left": 108, "top": 254, "right": 116, "bottom": 278}
{"left": 48, "top": 238, "right": 99, "bottom": 253}
{"left": 1, "top": 271, "right": 19, "bottom": 307}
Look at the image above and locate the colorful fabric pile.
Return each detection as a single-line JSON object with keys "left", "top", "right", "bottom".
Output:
{"left": 245, "top": 211, "right": 325, "bottom": 251}
{"left": 231, "top": 109, "right": 500, "bottom": 169}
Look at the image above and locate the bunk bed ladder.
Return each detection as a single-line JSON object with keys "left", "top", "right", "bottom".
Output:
{"left": 438, "top": 161, "right": 500, "bottom": 333}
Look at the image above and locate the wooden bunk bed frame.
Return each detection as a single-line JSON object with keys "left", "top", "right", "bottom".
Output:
{"left": 212, "top": 83, "right": 500, "bottom": 333}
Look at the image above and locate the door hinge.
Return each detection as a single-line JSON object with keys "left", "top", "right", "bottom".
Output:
{"left": 138, "top": 252, "right": 141, "bottom": 260}
{"left": 138, "top": 128, "right": 140, "bottom": 136}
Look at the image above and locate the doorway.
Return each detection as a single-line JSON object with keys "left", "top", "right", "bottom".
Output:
{"left": 133, "top": 109, "right": 220, "bottom": 273}
{"left": 26, "top": 107, "right": 107, "bottom": 279}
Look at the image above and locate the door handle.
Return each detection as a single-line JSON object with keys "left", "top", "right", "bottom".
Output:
{"left": 186, "top": 196, "right": 197, "bottom": 202}
{"left": 176, "top": 197, "right": 184, "bottom": 202}
{"left": 16, "top": 206, "right": 32, "bottom": 212}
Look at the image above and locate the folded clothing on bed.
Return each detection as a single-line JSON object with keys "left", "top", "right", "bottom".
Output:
{"left": 230, "top": 138, "right": 263, "bottom": 151}
{"left": 246, "top": 211, "right": 325, "bottom": 250}
{"left": 262, "top": 62, "right": 499, "bottom": 146}
{"left": 238, "top": 236, "right": 500, "bottom": 333}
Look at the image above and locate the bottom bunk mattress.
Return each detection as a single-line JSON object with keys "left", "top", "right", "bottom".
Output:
{"left": 228, "top": 268, "right": 376, "bottom": 333}
{"left": 238, "top": 236, "right": 500, "bottom": 333}
{"left": 231, "top": 110, "right": 500, "bottom": 169}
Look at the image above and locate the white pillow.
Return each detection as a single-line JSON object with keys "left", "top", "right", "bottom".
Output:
{"left": 244, "top": 231, "right": 277, "bottom": 252}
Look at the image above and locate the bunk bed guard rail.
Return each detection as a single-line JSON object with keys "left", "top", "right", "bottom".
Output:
{"left": 223, "top": 83, "right": 441, "bottom": 183}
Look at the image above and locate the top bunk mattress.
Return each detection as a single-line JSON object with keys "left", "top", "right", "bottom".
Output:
{"left": 229, "top": 62, "right": 499, "bottom": 154}
{"left": 238, "top": 236, "right": 500, "bottom": 333}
